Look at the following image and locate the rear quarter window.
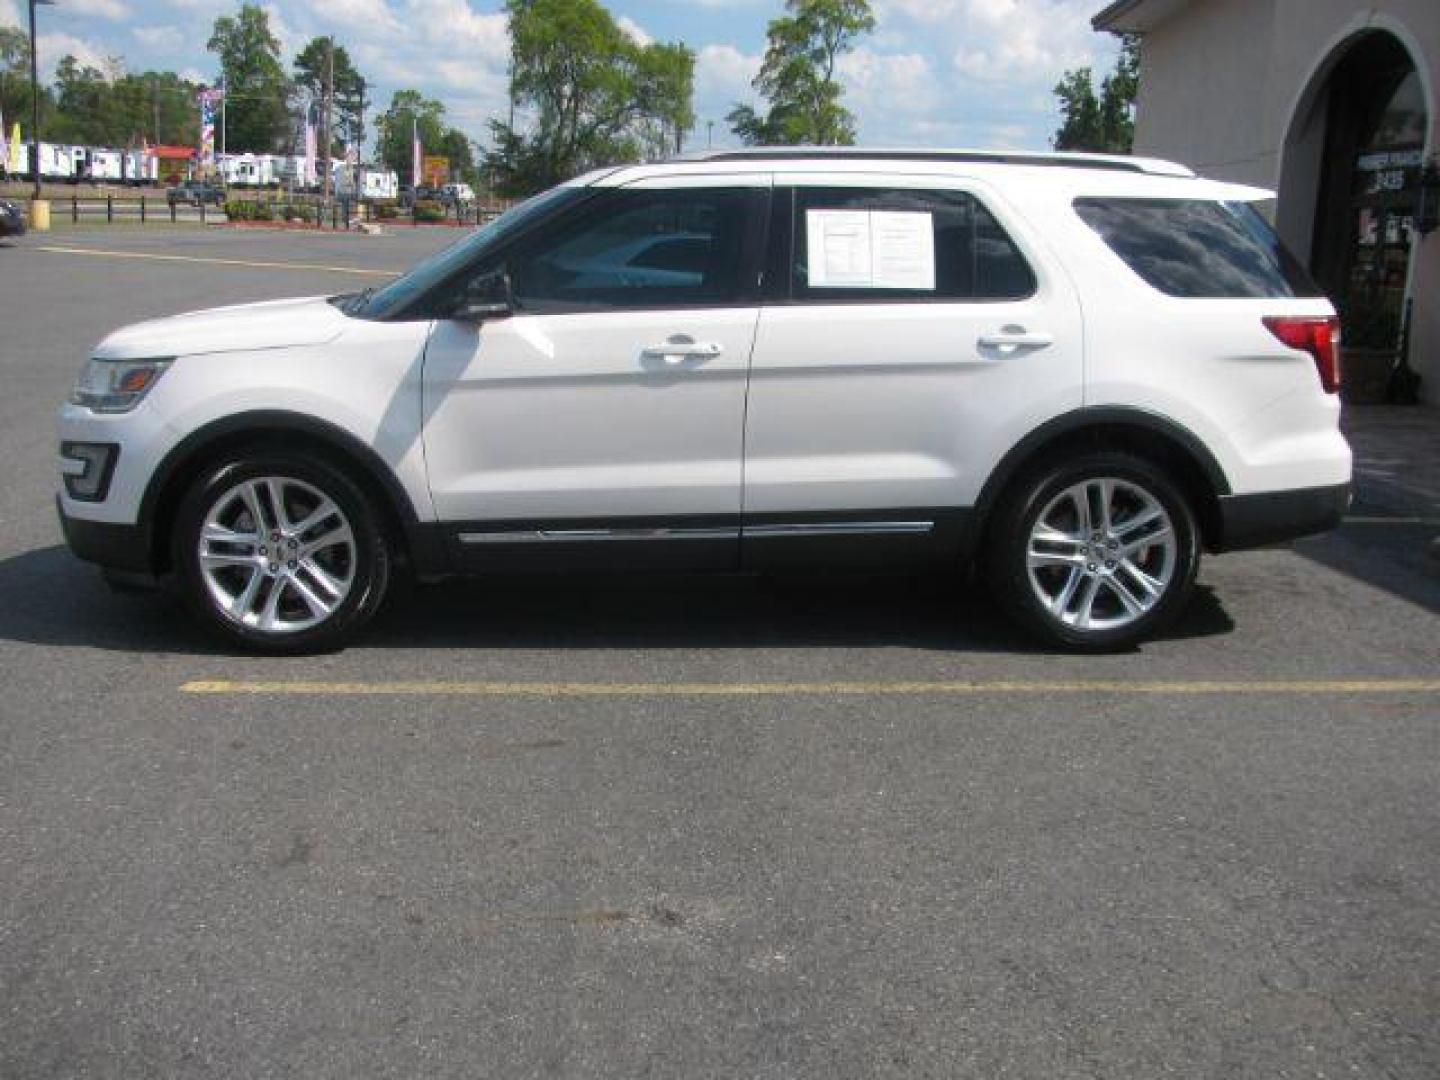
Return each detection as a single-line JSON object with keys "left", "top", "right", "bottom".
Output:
{"left": 1073, "top": 197, "right": 1324, "bottom": 299}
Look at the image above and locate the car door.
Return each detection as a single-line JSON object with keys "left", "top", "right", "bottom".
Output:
{"left": 741, "top": 174, "right": 1084, "bottom": 568}
{"left": 421, "top": 177, "right": 770, "bottom": 572}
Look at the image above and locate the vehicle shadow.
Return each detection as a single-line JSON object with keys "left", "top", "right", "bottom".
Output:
{"left": 0, "top": 545, "right": 1235, "bottom": 656}
{"left": 1293, "top": 520, "right": 1440, "bottom": 615}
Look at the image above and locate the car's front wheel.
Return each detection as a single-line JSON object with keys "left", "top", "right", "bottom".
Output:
{"left": 172, "top": 453, "right": 390, "bottom": 653}
{"left": 986, "top": 451, "right": 1200, "bottom": 651}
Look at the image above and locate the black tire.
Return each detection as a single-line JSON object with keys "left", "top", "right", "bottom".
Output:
{"left": 985, "top": 451, "right": 1200, "bottom": 652}
{"left": 171, "top": 451, "right": 391, "bottom": 654}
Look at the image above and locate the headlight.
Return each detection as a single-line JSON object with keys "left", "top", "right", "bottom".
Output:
{"left": 70, "top": 357, "right": 173, "bottom": 413}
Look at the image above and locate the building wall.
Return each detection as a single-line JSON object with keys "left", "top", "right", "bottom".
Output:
{"left": 1130, "top": 0, "right": 1440, "bottom": 402}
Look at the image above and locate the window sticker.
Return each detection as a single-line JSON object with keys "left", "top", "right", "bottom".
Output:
{"left": 805, "top": 209, "right": 935, "bottom": 290}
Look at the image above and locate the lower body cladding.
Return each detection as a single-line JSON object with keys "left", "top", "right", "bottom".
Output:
{"left": 441, "top": 482, "right": 1352, "bottom": 576}
{"left": 447, "top": 511, "right": 972, "bottom": 575}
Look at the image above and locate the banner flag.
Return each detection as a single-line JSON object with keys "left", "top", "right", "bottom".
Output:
{"left": 303, "top": 118, "right": 317, "bottom": 187}
{"left": 199, "top": 89, "right": 218, "bottom": 167}
{"left": 8, "top": 122, "right": 21, "bottom": 174}
{"left": 412, "top": 118, "right": 422, "bottom": 190}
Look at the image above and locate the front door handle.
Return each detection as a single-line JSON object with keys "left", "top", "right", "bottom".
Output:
{"left": 977, "top": 326, "right": 1054, "bottom": 351}
{"left": 641, "top": 335, "right": 724, "bottom": 365}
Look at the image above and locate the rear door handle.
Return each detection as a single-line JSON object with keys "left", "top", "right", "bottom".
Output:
{"left": 977, "top": 327, "right": 1054, "bottom": 351}
{"left": 641, "top": 336, "right": 724, "bottom": 365}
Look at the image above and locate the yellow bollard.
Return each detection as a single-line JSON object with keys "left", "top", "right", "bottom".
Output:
{"left": 28, "top": 199, "right": 51, "bottom": 232}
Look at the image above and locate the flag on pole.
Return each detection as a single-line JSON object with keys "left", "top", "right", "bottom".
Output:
{"left": 199, "top": 89, "right": 219, "bottom": 167}
{"left": 7, "top": 122, "right": 21, "bottom": 174}
{"left": 303, "top": 116, "right": 317, "bottom": 187}
{"left": 412, "top": 117, "right": 422, "bottom": 190}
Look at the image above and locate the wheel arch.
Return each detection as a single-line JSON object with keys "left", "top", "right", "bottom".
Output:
{"left": 969, "top": 408, "right": 1231, "bottom": 556}
{"left": 140, "top": 410, "right": 447, "bottom": 577}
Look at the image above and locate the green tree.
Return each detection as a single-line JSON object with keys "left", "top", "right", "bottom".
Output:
{"left": 439, "top": 127, "right": 478, "bottom": 185}
{"left": 375, "top": 88, "right": 447, "bottom": 181}
{"left": 728, "top": 0, "right": 873, "bottom": 147}
{"left": 1053, "top": 34, "right": 1139, "bottom": 153}
{"left": 207, "top": 3, "right": 292, "bottom": 153}
{"left": 1, "top": 26, "right": 55, "bottom": 144}
{"left": 294, "top": 37, "right": 367, "bottom": 154}
{"left": 486, "top": 0, "right": 695, "bottom": 197}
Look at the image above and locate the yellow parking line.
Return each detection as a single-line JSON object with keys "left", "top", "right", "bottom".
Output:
{"left": 180, "top": 679, "right": 1440, "bottom": 697}
{"left": 34, "top": 244, "right": 399, "bottom": 277}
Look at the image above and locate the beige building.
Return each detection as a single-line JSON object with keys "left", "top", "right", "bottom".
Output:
{"left": 1094, "top": 0, "right": 1439, "bottom": 403}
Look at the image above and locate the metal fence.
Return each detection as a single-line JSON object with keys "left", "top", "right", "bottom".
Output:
{"left": 37, "top": 194, "right": 508, "bottom": 230}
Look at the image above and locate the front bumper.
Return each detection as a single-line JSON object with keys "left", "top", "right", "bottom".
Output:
{"left": 1214, "top": 482, "right": 1351, "bottom": 551}
{"left": 57, "top": 496, "right": 153, "bottom": 573}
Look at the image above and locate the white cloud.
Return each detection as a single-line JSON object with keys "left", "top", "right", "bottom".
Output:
{"left": 55, "top": 0, "right": 132, "bottom": 21}
{"left": 404, "top": 0, "right": 508, "bottom": 64}
{"left": 306, "top": 0, "right": 401, "bottom": 36}
{"left": 133, "top": 25, "right": 184, "bottom": 50}
{"left": 617, "top": 15, "right": 652, "bottom": 48}
{"left": 38, "top": 32, "right": 114, "bottom": 80}
{"left": 949, "top": 0, "right": 1114, "bottom": 85}
{"left": 0, "top": 0, "right": 19, "bottom": 27}
{"left": 694, "top": 43, "right": 760, "bottom": 115}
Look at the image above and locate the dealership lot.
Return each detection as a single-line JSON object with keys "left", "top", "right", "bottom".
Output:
{"left": 2, "top": 227, "right": 1438, "bottom": 1076}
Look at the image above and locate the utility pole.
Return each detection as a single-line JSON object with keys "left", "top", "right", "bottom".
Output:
{"left": 219, "top": 73, "right": 226, "bottom": 158}
{"left": 320, "top": 36, "right": 334, "bottom": 204}
{"left": 151, "top": 75, "right": 160, "bottom": 144}
{"left": 28, "top": 0, "right": 56, "bottom": 201}
{"left": 353, "top": 80, "right": 366, "bottom": 203}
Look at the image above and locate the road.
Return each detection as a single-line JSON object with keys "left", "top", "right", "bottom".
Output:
{"left": 1, "top": 227, "right": 1437, "bottom": 1078}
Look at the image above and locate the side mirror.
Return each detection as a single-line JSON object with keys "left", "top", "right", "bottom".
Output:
{"left": 454, "top": 268, "right": 514, "bottom": 323}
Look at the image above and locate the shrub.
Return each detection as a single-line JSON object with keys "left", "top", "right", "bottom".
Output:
{"left": 372, "top": 201, "right": 399, "bottom": 220}
{"left": 413, "top": 199, "right": 446, "bottom": 223}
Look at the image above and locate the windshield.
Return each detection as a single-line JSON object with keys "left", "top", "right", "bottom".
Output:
{"left": 349, "top": 184, "right": 586, "bottom": 319}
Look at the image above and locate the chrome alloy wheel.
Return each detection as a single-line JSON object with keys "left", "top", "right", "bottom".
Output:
{"left": 1025, "top": 477, "right": 1178, "bottom": 632}
{"left": 197, "top": 476, "right": 356, "bottom": 634}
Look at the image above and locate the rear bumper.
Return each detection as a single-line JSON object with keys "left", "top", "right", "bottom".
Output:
{"left": 57, "top": 496, "right": 153, "bottom": 573}
{"left": 1214, "top": 482, "right": 1351, "bottom": 551}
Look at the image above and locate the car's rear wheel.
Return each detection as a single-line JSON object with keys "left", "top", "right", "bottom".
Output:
{"left": 172, "top": 452, "right": 390, "bottom": 653}
{"left": 986, "top": 451, "right": 1200, "bottom": 651}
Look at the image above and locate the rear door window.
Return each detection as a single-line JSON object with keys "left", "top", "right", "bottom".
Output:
{"left": 1073, "top": 197, "right": 1324, "bottom": 299}
{"left": 781, "top": 187, "right": 1036, "bottom": 303}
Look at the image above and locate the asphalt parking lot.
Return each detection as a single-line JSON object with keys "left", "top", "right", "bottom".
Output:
{"left": 2, "top": 226, "right": 1438, "bottom": 1078}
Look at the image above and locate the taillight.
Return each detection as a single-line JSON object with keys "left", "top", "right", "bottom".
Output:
{"left": 1264, "top": 316, "right": 1341, "bottom": 394}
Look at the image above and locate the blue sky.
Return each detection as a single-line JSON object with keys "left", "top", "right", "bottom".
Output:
{"left": 0, "top": 0, "right": 1123, "bottom": 153}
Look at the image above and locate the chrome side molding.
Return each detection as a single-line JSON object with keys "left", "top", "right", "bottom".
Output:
{"left": 743, "top": 521, "right": 934, "bottom": 538}
{"left": 458, "top": 521, "right": 935, "bottom": 545}
{"left": 459, "top": 526, "right": 739, "bottom": 545}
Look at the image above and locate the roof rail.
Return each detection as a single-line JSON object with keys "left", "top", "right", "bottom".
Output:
{"left": 673, "top": 147, "right": 1196, "bottom": 178}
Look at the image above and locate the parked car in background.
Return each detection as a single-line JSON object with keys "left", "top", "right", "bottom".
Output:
{"left": 166, "top": 180, "right": 226, "bottom": 207}
{"left": 57, "top": 149, "right": 1352, "bottom": 653}
{"left": 441, "top": 182, "right": 476, "bottom": 206}
{"left": 0, "top": 199, "right": 26, "bottom": 237}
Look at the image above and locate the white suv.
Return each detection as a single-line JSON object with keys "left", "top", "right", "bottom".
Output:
{"left": 57, "top": 149, "right": 1352, "bottom": 653}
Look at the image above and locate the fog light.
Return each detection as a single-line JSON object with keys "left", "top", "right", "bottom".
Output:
{"left": 60, "top": 441, "right": 118, "bottom": 502}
